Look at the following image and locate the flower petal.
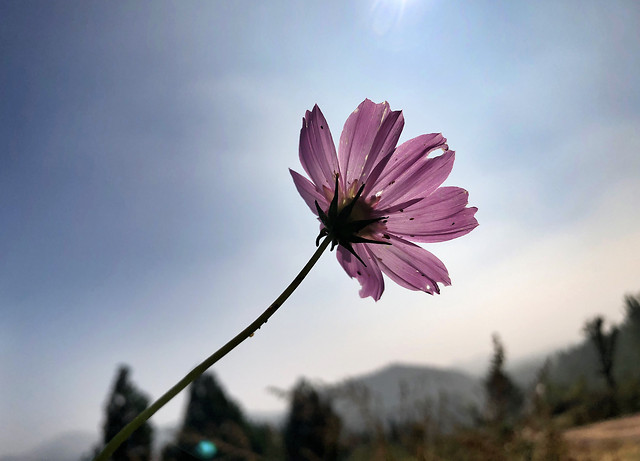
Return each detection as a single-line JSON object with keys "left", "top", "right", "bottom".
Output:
{"left": 299, "top": 105, "right": 340, "bottom": 190}
{"left": 338, "top": 99, "right": 404, "bottom": 192}
{"left": 336, "top": 243, "right": 385, "bottom": 301}
{"left": 385, "top": 187, "right": 479, "bottom": 242}
{"left": 290, "top": 169, "right": 329, "bottom": 215}
{"left": 375, "top": 149, "right": 455, "bottom": 210}
{"left": 369, "top": 236, "right": 450, "bottom": 295}
{"left": 365, "top": 133, "right": 447, "bottom": 197}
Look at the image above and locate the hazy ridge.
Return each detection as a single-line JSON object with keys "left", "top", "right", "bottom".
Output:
{"left": 0, "top": 354, "right": 548, "bottom": 461}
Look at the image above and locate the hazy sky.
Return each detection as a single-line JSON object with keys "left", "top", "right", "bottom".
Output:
{"left": 2, "top": 0, "right": 639, "bottom": 455}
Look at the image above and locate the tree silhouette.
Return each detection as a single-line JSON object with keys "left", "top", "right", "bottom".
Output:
{"left": 163, "top": 372, "right": 267, "bottom": 461}
{"left": 624, "top": 294, "right": 640, "bottom": 348}
{"left": 283, "top": 379, "right": 341, "bottom": 461}
{"left": 484, "top": 334, "right": 523, "bottom": 427}
{"left": 102, "top": 365, "right": 153, "bottom": 461}
{"left": 583, "top": 316, "right": 618, "bottom": 393}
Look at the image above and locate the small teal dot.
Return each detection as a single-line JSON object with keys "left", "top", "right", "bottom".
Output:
{"left": 196, "top": 440, "right": 217, "bottom": 458}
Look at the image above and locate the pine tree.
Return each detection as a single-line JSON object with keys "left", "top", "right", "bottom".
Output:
{"left": 484, "top": 334, "right": 523, "bottom": 427}
{"left": 102, "top": 365, "right": 153, "bottom": 461}
{"left": 163, "top": 372, "right": 264, "bottom": 461}
{"left": 624, "top": 294, "right": 640, "bottom": 349}
{"left": 283, "top": 379, "right": 341, "bottom": 461}
{"left": 583, "top": 316, "right": 618, "bottom": 393}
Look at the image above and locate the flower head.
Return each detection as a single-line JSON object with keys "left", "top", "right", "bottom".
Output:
{"left": 290, "top": 99, "right": 478, "bottom": 300}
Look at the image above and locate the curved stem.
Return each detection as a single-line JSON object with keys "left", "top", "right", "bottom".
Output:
{"left": 94, "top": 237, "right": 331, "bottom": 461}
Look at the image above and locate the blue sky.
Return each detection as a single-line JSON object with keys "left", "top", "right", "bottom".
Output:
{"left": 2, "top": 0, "right": 640, "bottom": 455}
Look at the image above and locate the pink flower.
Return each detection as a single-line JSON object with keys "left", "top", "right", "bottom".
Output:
{"left": 290, "top": 99, "right": 478, "bottom": 301}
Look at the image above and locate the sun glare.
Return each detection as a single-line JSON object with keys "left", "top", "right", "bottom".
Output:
{"left": 369, "top": 0, "right": 408, "bottom": 35}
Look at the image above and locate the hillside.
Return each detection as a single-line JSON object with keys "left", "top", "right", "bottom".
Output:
{"left": 564, "top": 413, "right": 640, "bottom": 460}
{"left": 329, "top": 363, "right": 483, "bottom": 432}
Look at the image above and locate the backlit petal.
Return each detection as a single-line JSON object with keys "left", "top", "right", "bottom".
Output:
{"left": 290, "top": 169, "right": 329, "bottom": 215}
{"left": 385, "top": 187, "right": 479, "bottom": 242}
{"left": 338, "top": 99, "right": 404, "bottom": 192}
{"left": 299, "top": 105, "right": 340, "bottom": 190}
{"left": 337, "top": 243, "right": 385, "bottom": 301}
{"left": 365, "top": 133, "right": 447, "bottom": 197}
{"left": 375, "top": 150, "right": 455, "bottom": 210}
{"left": 369, "top": 236, "right": 450, "bottom": 295}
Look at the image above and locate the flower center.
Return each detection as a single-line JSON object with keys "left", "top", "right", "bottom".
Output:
{"left": 314, "top": 175, "right": 389, "bottom": 267}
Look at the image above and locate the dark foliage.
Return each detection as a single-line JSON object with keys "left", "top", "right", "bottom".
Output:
{"left": 283, "top": 380, "right": 342, "bottom": 461}
{"left": 583, "top": 315, "right": 619, "bottom": 393}
{"left": 484, "top": 334, "right": 523, "bottom": 428}
{"left": 102, "top": 365, "right": 153, "bottom": 461}
{"left": 162, "top": 372, "right": 274, "bottom": 461}
{"left": 542, "top": 293, "right": 640, "bottom": 423}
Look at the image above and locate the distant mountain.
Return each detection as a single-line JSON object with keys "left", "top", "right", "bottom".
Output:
{"left": 454, "top": 349, "right": 552, "bottom": 389}
{"left": 0, "top": 431, "right": 97, "bottom": 461}
{"left": 328, "top": 363, "right": 483, "bottom": 432}
{"left": 509, "top": 294, "right": 640, "bottom": 392}
{"left": 0, "top": 425, "right": 181, "bottom": 461}
{"left": 507, "top": 353, "right": 549, "bottom": 390}
{"left": 517, "top": 299, "right": 640, "bottom": 392}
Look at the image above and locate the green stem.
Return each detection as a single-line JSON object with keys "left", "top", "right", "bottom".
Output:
{"left": 94, "top": 237, "right": 331, "bottom": 461}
